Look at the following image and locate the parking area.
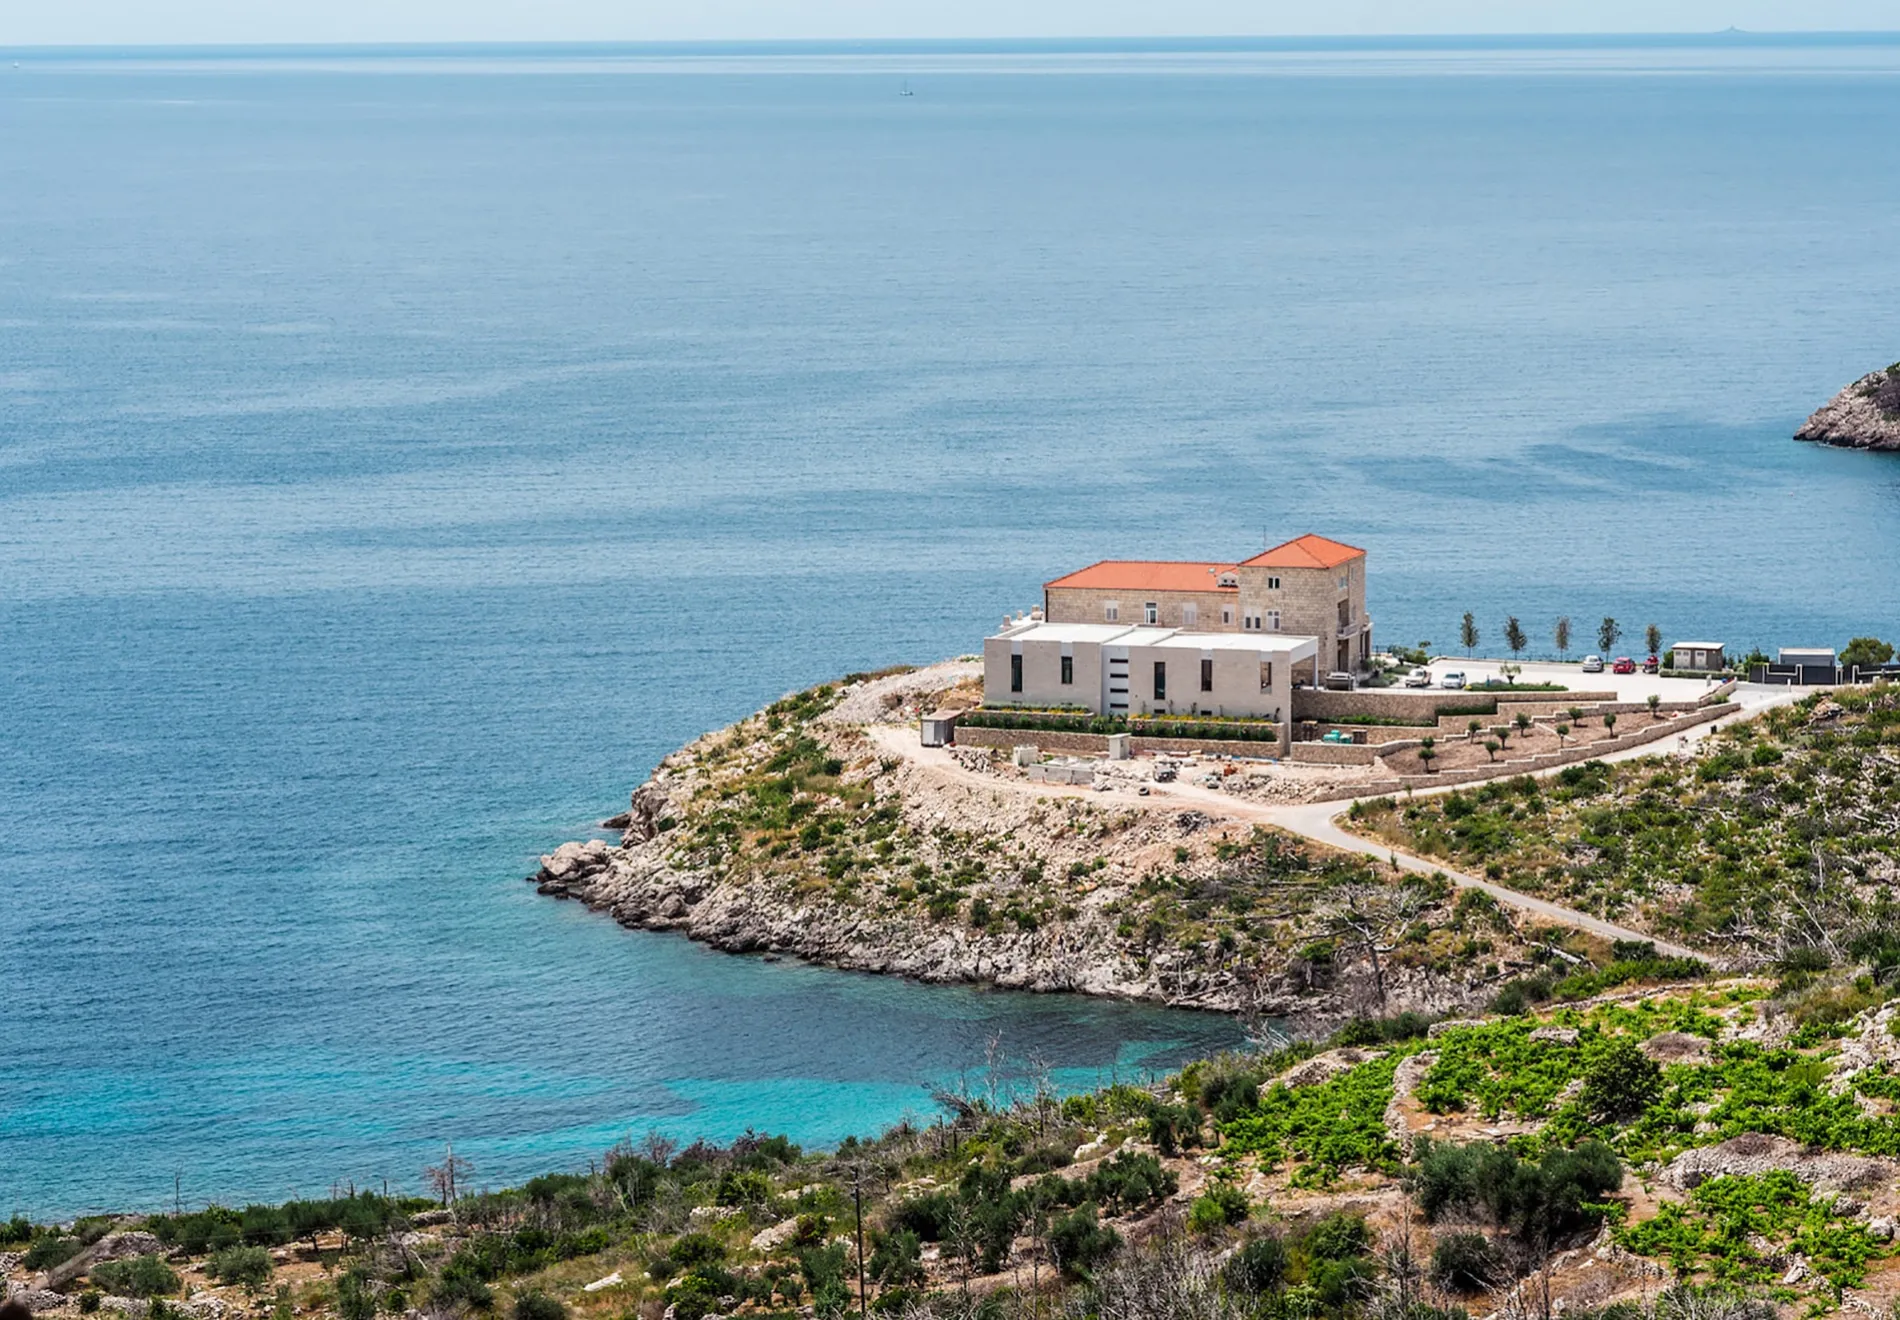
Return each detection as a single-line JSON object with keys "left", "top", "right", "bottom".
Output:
{"left": 1402, "top": 657, "right": 1727, "bottom": 704}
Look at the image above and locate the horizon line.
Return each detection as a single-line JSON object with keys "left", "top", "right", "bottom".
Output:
{"left": 9, "top": 29, "right": 1900, "bottom": 55}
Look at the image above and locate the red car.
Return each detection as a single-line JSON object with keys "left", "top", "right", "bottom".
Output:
{"left": 1612, "top": 656, "right": 1637, "bottom": 674}
{"left": 1643, "top": 655, "right": 1660, "bottom": 674}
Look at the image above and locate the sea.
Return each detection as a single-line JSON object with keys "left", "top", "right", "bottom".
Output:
{"left": 4, "top": 34, "right": 1900, "bottom": 1219}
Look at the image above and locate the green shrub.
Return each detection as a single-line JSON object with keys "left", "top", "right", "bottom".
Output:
{"left": 0, "top": 1217, "right": 32, "bottom": 1246}
{"left": 1304, "top": 1213, "right": 1371, "bottom": 1261}
{"left": 208, "top": 1245, "right": 273, "bottom": 1291}
{"left": 90, "top": 1256, "right": 181, "bottom": 1299}
{"left": 78, "top": 1292, "right": 103, "bottom": 1315}
{"left": 1047, "top": 1204, "right": 1119, "bottom": 1278}
{"left": 23, "top": 1235, "right": 84, "bottom": 1271}
{"left": 1223, "top": 1235, "right": 1289, "bottom": 1295}
{"left": 1578, "top": 1037, "right": 1663, "bottom": 1121}
{"left": 1410, "top": 1139, "right": 1621, "bottom": 1242}
{"left": 513, "top": 1292, "right": 566, "bottom": 1320}
{"left": 1430, "top": 1232, "right": 1501, "bottom": 1293}
{"left": 868, "top": 1229, "right": 924, "bottom": 1287}
{"left": 1185, "top": 1184, "right": 1250, "bottom": 1233}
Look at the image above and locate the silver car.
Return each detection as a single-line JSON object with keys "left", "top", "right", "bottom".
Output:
{"left": 1440, "top": 671, "right": 1467, "bottom": 689}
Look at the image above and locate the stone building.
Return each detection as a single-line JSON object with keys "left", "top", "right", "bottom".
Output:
{"left": 1042, "top": 533, "right": 1372, "bottom": 674}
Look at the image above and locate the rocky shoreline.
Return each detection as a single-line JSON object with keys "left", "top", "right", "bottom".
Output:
{"left": 524, "top": 664, "right": 1514, "bottom": 1035}
{"left": 1796, "top": 363, "right": 1900, "bottom": 451}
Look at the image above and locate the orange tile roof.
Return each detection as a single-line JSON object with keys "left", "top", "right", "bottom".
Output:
{"left": 1044, "top": 561, "right": 1239, "bottom": 593}
{"left": 1239, "top": 534, "right": 1365, "bottom": 570}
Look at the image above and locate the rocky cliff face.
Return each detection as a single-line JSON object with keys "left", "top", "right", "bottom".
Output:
{"left": 1796, "top": 364, "right": 1900, "bottom": 451}
{"left": 524, "top": 663, "right": 1513, "bottom": 1033}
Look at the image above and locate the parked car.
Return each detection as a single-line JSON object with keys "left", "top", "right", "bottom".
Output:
{"left": 1643, "top": 655, "right": 1660, "bottom": 674}
{"left": 1323, "top": 671, "right": 1356, "bottom": 691}
{"left": 1440, "top": 671, "right": 1467, "bottom": 689}
{"left": 1581, "top": 654, "right": 1605, "bottom": 672}
{"left": 1612, "top": 656, "right": 1637, "bottom": 674}
{"left": 1403, "top": 668, "right": 1433, "bottom": 688}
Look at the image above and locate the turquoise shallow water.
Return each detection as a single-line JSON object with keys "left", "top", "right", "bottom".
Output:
{"left": 4, "top": 35, "right": 1900, "bottom": 1219}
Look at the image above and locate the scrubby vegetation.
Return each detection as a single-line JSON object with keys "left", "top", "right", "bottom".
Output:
{"left": 8, "top": 979, "right": 1900, "bottom": 1320}
{"left": 1346, "top": 687, "right": 1900, "bottom": 963}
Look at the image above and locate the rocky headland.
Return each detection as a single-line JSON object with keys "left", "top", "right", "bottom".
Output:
{"left": 1796, "top": 362, "right": 1900, "bottom": 451}
{"left": 527, "top": 663, "right": 1546, "bottom": 1033}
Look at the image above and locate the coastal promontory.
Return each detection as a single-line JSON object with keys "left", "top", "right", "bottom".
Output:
{"left": 1796, "top": 362, "right": 1900, "bottom": 450}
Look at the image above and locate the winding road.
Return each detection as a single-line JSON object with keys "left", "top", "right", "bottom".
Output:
{"left": 876, "top": 683, "right": 1808, "bottom": 964}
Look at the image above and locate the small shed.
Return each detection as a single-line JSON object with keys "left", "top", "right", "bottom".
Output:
{"left": 1778, "top": 647, "right": 1837, "bottom": 668}
{"left": 1670, "top": 641, "right": 1727, "bottom": 672}
{"left": 919, "top": 710, "right": 960, "bottom": 748}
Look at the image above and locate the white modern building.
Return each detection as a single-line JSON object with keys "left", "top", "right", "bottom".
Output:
{"left": 982, "top": 617, "right": 1321, "bottom": 721}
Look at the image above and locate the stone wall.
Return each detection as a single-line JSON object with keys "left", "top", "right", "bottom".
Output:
{"left": 1043, "top": 584, "right": 1239, "bottom": 631}
{"left": 1304, "top": 703, "right": 1726, "bottom": 803}
{"left": 952, "top": 725, "right": 1286, "bottom": 760}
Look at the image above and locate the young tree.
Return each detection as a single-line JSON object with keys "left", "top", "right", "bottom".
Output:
{"left": 1419, "top": 737, "right": 1438, "bottom": 774}
{"left": 1514, "top": 711, "right": 1531, "bottom": 736}
{"left": 1645, "top": 623, "right": 1663, "bottom": 657}
{"left": 1647, "top": 694, "right": 1662, "bottom": 719}
{"left": 1841, "top": 636, "right": 1895, "bottom": 668}
{"left": 1503, "top": 616, "right": 1527, "bottom": 660}
{"left": 1603, "top": 711, "right": 1618, "bottom": 737}
{"left": 1554, "top": 616, "right": 1572, "bottom": 661}
{"left": 1483, "top": 739, "right": 1501, "bottom": 763}
{"left": 1598, "top": 617, "right": 1621, "bottom": 654}
{"left": 1554, "top": 722, "right": 1570, "bottom": 746}
{"left": 1461, "top": 612, "right": 1479, "bottom": 656}
{"left": 1467, "top": 719, "right": 1483, "bottom": 742}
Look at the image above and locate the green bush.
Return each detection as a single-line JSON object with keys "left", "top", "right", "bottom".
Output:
{"left": 868, "top": 1229, "right": 924, "bottom": 1287}
{"left": 1578, "top": 1037, "right": 1663, "bottom": 1121}
{"left": 513, "top": 1292, "right": 566, "bottom": 1320}
{"left": 78, "top": 1291, "right": 103, "bottom": 1315}
{"left": 1304, "top": 1213, "right": 1372, "bottom": 1261}
{"left": 1430, "top": 1232, "right": 1501, "bottom": 1293}
{"left": 1185, "top": 1184, "right": 1250, "bottom": 1233}
{"left": 1047, "top": 1204, "right": 1119, "bottom": 1278}
{"left": 90, "top": 1255, "right": 181, "bottom": 1299}
{"left": 1411, "top": 1139, "right": 1622, "bottom": 1242}
{"left": 208, "top": 1245, "right": 273, "bottom": 1291}
{"left": 0, "top": 1217, "right": 32, "bottom": 1246}
{"left": 1223, "top": 1235, "right": 1289, "bottom": 1295}
{"left": 22, "top": 1235, "right": 84, "bottom": 1271}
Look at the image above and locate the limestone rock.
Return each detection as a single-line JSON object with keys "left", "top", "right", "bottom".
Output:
{"left": 1796, "top": 366, "right": 1900, "bottom": 451}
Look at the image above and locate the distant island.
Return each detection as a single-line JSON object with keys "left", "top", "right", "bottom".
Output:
{"left": 1796, "top": 362, "right": 1900, "bottom": 451}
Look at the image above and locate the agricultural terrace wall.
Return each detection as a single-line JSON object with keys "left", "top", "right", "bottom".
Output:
{"left": 1305, "top": 703, "right": 1725, "bottom": 803}
{"left": 1289, "top": 688, "right": 1618, "bottom": 722}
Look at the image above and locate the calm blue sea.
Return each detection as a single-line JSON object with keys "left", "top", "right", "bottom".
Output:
{"left": 5, "top": 36, "right": 1900, "bottom": 1219}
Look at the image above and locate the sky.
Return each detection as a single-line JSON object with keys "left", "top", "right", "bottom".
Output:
{"left": 6, "top": 0, "right": 1900, "bottom": 48}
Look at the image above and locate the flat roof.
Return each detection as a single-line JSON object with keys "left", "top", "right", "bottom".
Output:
{"left": 1044, "top": 560, "right": 1239, "bottom": 593}
{"left": 990, "top": 621, "right": 1135, "bottom": 643}
{"left": 1671, "top": 641, "right": 1726, "bottom": 650}
{"left": 990, "top": 622, "right": 1321, "bottom": 656}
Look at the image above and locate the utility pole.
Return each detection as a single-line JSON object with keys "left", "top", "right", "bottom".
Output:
{"left": 853, "top": 1178, "right": 867, "bottom": 1320}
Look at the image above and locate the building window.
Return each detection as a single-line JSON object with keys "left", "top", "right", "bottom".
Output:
{"left": 1267, "top": 610, "right": 1282, "bottom": 632}
{"left": 1182, "top": 604, "right": 1198, "bottom": 627}
{"left": 1060, "top": 655, "right": 1073, "bottom": 685}
{"left": 1200, "top": 658, "right": 1213, "bottom": 692}
{"left": 1104, "top": 602, "right": 1119, "bottom": 622}
{"left": 1010, "top": 654, "right": 1023, "bottom": 693}
{"left": 1243, "top": 611, "right": 1261, "bottom": 631}
{"left": 1260, "top": 661, "right": 1273, "bottom": 691}
{"left": 1221, "top": 606, "right": 1233, "bottom": 625}
{"left": 1153, "top": 661, "right": 1167, "bottom": 701}
{"left": 1338, "top": 574, "right": 1350, "bottom": 590}
{"left": 1144, "top": 601, "right": 1158, "bottom": 625}
{"left": 1267, "top": 576, "right": 1281, "bottom": 591}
